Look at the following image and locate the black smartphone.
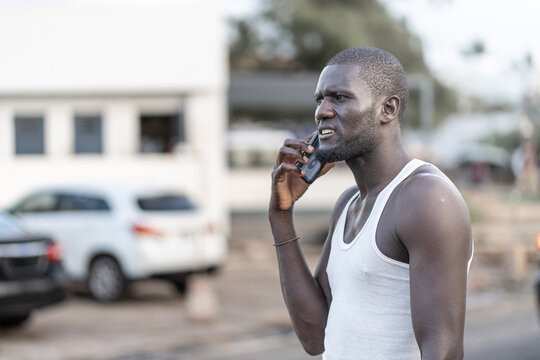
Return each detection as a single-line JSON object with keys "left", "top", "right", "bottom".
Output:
{"left": 297, "top": 132, "right": 325, "bottom": 184}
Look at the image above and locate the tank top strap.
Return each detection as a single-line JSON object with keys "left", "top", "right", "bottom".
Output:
{"left": 370, "top": 158, "right": 428, "bottom": 223}
{"left": 335, "top": 159, "right": 428, "bottom": 250}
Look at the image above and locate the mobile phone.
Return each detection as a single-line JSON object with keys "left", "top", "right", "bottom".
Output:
{"left": 297, "top": 132, "right": 325, "bottom": 184}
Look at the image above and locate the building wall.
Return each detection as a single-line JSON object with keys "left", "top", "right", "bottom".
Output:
{"left": 0, "top": 94, "right": 221, "bottom": 215}
{"left": 0, "top": 3, "right": 227, "bottom": 94}
{"left": 0, "top": 3, "right": 229, "bottom": 229}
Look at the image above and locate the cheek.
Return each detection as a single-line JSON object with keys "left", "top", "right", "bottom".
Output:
{"left": 359, "top": 106, "right": 375, "bottom": 126}
{"left": 360, "top": 103, "right": 373, "bottom": 115}
{"left": 345, "top": 105, "right": 371, "bottom": 124}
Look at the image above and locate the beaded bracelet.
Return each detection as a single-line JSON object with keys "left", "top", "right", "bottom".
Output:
{"left": 273, "top": 236, "right": 300, "bottom": 247}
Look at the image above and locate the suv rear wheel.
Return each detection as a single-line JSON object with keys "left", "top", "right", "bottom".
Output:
{"left": 88, "top": 256, "right": 126, "bottom": 302}
{"left": 172, "top": 278, "right": 188, "bottom": 296}
{"left": 0, "top": 314, "right": 31, "bottom": 328}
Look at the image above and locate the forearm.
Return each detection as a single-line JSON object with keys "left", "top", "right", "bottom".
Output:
{"left": 269, "top": 210, "right": 329, "bottom": 355}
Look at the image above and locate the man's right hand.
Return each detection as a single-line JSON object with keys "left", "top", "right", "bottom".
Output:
{"left": 269, "top": 135, "right": 334, "bottom": 212}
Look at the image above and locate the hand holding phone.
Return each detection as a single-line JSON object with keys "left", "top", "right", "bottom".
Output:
{"left": 296, "top": 133, "right": 326, "bottom": 184}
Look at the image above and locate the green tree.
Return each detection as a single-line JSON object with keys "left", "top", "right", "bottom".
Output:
{"left": 229, "top": 0, "right": 457, "bottom": 127}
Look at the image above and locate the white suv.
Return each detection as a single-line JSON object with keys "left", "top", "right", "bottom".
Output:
{"left": 8, "top": 185, "right": 227, "bottom": 302}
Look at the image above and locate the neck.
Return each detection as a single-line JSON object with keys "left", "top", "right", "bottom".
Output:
{"left": 345, "top": 136, "right": 411, "bottom": 198}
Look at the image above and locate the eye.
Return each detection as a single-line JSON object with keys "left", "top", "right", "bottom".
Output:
{"left": 335, "top": 94, "right": 346, "bottom": 101}
{"left": 315, "top": 96, "right": 323, "bottom": 105}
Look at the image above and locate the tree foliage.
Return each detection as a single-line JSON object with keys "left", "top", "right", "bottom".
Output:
{"left": 229, "top": 0, "right": 457, "bottom": 127}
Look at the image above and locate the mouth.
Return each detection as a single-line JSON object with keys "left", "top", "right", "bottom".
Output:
{"left": 318, "top": 127, "right": 335, "bottom": 139}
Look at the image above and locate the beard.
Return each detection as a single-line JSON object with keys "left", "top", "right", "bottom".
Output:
{"left": 317, "top": 119, "right": 376, "bottom": 163}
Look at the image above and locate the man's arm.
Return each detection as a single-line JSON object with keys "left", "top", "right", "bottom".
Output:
{"left": 397, "top": 173, "right": 472, "bottom": 360}
{"left": 268, "top": 136, "right": 339, "bottom": 355}
{"left": 269, "top": 210, "right": 329, "bottom": 355}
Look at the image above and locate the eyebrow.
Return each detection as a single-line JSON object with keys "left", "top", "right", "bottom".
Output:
{"left": 314, "top": 88, "right": 354, "bottom": 98}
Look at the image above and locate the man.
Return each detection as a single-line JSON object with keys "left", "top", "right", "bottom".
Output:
{"left": 269, "top": 47, "right": 473, "bottom": 359}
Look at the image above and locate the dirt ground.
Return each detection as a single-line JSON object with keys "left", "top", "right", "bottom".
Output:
{"left": 459, "top": 185, "right": 539, "bottom": 291}
{"left": 462, "top": 185, "right": 540, "bottom": 247}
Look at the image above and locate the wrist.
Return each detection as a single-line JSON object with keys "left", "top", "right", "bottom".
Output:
{"left": 268, "top": 208, "right": 296, "bottom": 243}
{"left": 273, "top": 236, "right": 300, "bottom": 247}
{"left": 268, "top": 208, "right": 293, "bottom": 222}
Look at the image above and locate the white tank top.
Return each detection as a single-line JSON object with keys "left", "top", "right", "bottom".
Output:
{"left": 323, "top": 159, "right": 468, "bottom": 360}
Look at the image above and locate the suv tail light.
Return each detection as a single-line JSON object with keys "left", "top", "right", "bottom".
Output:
{"left": 46, "top": 241, "right": 63, "bottom": 263}
{"left": 132, "top": 223, "right": 164, "bottom": 237}
{"left": 536, "top": 233, "right": 540, "bottom": 250}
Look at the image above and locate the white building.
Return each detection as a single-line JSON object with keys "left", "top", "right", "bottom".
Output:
{"left": 0, "top": 3, "right": 228, "bottom": 227}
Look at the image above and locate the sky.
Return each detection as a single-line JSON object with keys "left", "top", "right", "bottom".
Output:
{"left": 380, "top": 0, "right": 540, "bottom": 103}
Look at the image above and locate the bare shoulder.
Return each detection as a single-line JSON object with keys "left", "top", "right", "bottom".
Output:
{"left": 397, "top": 165, "right": 469, "bottom": 216}
{"left": 395, "top": 164, "right": 472, "bottom": 258}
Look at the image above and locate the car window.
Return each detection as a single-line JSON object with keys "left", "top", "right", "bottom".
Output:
{"left": 137, "top": 194, "right": 196, "bottom": 211}
{"left": 57, "top": 194, "right": 111, "bottom": 212}
{"left": 12, "top": 194, "right": 58, "bottom": 213}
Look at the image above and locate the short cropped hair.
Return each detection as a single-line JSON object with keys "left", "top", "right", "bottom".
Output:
{"left": 327, "top": 47, "right": 409, "bottom": 120}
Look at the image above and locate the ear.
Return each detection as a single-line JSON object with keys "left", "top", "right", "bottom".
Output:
{"left": 380, "top": 96, "right": 400, "bottom": 124}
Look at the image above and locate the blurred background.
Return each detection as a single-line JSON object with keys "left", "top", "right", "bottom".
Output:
{"left": 0, "top": 0, "right": 539, "bottom": 359}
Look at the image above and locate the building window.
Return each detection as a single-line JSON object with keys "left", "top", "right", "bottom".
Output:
{"left": 14, "top": 116, "right": 45, "bottom": 155}
{"left": 139, "top": 112, "right": 185, "bottom": 153}
{"left": 74, "top": 115, "right": 102, "bottom": 154}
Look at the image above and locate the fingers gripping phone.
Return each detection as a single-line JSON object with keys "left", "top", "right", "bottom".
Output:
{"left": 297, "top": 133, "right": 326, "bottom": 184}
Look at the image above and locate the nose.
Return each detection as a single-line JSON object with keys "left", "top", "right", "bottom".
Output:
{"left": 315, "top": 99, "right": 335, "bottom": 122}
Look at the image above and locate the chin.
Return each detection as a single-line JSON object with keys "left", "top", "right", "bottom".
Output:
{"left": 319, "top": 144, "right": 369, "bottom": 163}
{"left": 317, "top": 148, "right": 344, "bottom": 163}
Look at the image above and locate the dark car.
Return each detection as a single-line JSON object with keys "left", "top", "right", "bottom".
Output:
{"left": 0, "top": 212, "right": 67, "bottom": 327}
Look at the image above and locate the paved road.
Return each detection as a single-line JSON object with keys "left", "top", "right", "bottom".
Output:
{"left": 136, "top": 291, "right": 540, "bottom": 360}
{"left": 162, "top": 289, "right": 540, "bottom": 360}
{"left": 0, "top": 246, "right": 538, "bottom": 360}
{"left": 465, "top": 290, "right": 540, "bottom": 360}
{"left": 108, "top": 289, "right": 540, "bottom": 360}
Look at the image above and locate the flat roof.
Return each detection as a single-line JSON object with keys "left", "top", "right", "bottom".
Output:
{"left": 229, "top": 72, "right": 319, "bottom": 112}
{"left": 229, "top": 72, "right": 433, "bottom": 112}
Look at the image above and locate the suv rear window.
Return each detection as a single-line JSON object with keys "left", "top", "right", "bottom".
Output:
{"left": 57, "top": 194, "right": 111, "bottom": 211}
{"left": 137, "top": 195, "right": 195, "bottom": 211}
